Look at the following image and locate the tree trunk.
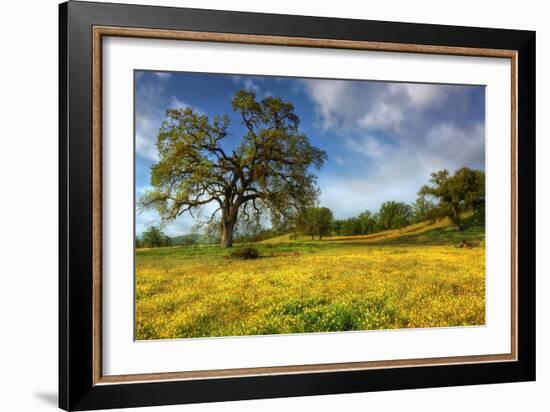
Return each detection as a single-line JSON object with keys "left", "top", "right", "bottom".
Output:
{"left": 220, "top": 220, "right": 234, "bottom": 247}
{"left": 451, "top": 205, "right": 462, "bottom": 230}
{"left": 220, "top": 207, "right": 238, "bottom": 247}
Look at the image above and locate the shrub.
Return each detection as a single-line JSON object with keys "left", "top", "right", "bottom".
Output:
{"left": 230, "top": 247, "right": 259, "bottom": 260}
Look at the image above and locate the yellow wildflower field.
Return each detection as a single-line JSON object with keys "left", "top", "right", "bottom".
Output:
{"left": 135, "top": 218, "right": 485, "bottom": 340}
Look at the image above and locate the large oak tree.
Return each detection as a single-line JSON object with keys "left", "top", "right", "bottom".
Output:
{"left": 140, "top": 89, "right": 326, "bottom": 247}
{"left": 418, "top": 167, "right": 485, "bottom": 229}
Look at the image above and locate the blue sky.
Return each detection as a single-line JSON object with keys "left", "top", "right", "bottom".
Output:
{"left": 135, "top": 70, "right": 485, "bottom": 236}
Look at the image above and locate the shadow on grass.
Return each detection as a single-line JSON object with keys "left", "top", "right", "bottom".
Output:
{"left": 366, "top": 213, "right": 485, "bottom": 247}
{"left": 373, "top": 226, "right": 485, "bottom": 247}
{"left": 311, "top": 214, "right": 485, "bottom": 249}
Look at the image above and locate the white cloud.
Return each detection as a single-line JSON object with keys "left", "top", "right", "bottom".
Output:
{"left": 135, "top": 112, "right": 155, "bottom": 136}
{"left": 243, "top": 78, "right": 260, "bottom": 94}
{"left": 301, "top": 78, "right": 484, "bottom": 217}
{"left": 134, "top": 75, "right": 204, "bottom": 161}
{"left": 230, "top": 75, "right": 262, "bottom": 94}
{"left": 389, "top": 83, "right": 445, "bottom": 108}
{"left": 135, "top": 208, "right": 161, "bottom": 234}
{"left": 169, "top": 95, "right": 190, "bottom": 110}
{"left": 346, "top": 136, "right": 389, "bottom": 158}
{"left": 134, "top": 80, "right": 164, "bottom": 161}
{"left": 301, "top": 77, "right": 484, "bottom": 160}
{"left": 300, "top": 79, "right": 351, "bottom": 130}
{"left": 136, "top": 185, "right": 221, "bottom": 237}
{"left": 136, "top": 207, "right": 197, "bottom": 237}
{"left": 169, "top": 95, "right": 205, "bottom": 115}
{"left": 424, "top": 121, "right": 485, "bottom": 167}
{"left": 154, "top": 72, "right": 171, "bottom": 80}
{"left": 357, "top": 101, "right": 404, "bottom": 131}
{"left": 301, "top": 79, "right": 454, "bottom": 135}
{"left": 319, "top": 174, "right": 425, "bottom": 219}
{"left": 136, "top": 133, "right": 158, "bottom": 162}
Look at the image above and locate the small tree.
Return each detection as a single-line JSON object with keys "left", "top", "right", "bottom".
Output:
{"left": 357, "top": 210, "right": 377, "bottom": 234}
{"left": 141, "top": 226, "right": 171, "bottom": 248}
{"left": 332, "top": 219, "right": 344, "bottom": 236}
{"left": 418, "top": 167, "right": 485, "bottom": 230}
{"left": 316, "top": 207, "right": 333, "bottom": 240}
{"left": 296, "top": 206, "right": 333, "bottom": 240}
{"left": 377, "top": 201, "right": 412, "bottom": 231}
{"left": 341, "top": 217, "right": 362, "bottom": 236}
{"left": 297, "top": 207, "right": 319, "bottom": 240}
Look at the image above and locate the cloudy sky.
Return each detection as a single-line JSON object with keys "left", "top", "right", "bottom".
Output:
{"left": 135, "top": 70, "right": 485, "bottom": 236}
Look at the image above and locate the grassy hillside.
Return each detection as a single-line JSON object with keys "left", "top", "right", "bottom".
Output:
{"left": 135, "top": 214, "right": 485, "bottom": 340}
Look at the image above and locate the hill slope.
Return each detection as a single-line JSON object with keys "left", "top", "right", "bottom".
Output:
{"left": 261, "top": 212, "right": 484, "bottom": 247}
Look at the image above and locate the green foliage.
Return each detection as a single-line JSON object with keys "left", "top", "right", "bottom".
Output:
{"left": 419, "top": 167, "right": 485, "bottom": 229}
{"left": 296, "top": 208, "right": 318, "bottom": 239}
{"left": 412, "top": 195, "right": 439, "bottom": 223}
{"left": 140, "top": 89, "right": 326, "bottom": 247}
{"left": 334, "top": 210, "right": 379, "bottom": 236}
{"left": 270, "top": 298, "right": 363, "bottom": 332}
{"left": 357, "top": 210, "right": 378, "bottom": 233}
{"left": 335, "top": 217, "right": 360, "bottom": 236}
{"left": 316, "top": 207, "right": 334, "bottom": 240}
{"left": 377, "top": 201, "right": 413, "bottom": 231}
{"left": 140, "top": 226, "right": 172, "bottom": 248}
{"left": 297, "top": 207, "right": 334, "bottom": 240}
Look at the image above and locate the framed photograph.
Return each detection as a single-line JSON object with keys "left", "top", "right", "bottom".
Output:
{"left": 59, "top": 1, "right": 535, "bottom": 410}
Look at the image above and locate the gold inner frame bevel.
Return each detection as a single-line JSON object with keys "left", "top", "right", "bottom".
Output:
{"left": 92, "top": 26, "right": 518, "bottom": 386}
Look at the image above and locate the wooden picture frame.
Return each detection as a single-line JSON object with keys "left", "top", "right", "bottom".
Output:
{"left": 59, "top": 1, "right": 535, "bottom": 410}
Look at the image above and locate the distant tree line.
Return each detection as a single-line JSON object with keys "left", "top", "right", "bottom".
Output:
{"left": 294, "top": 167, "right": 484, "bottom": 240}
{"left": 137, "top": 167, "right": 485, "bottom": 247}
